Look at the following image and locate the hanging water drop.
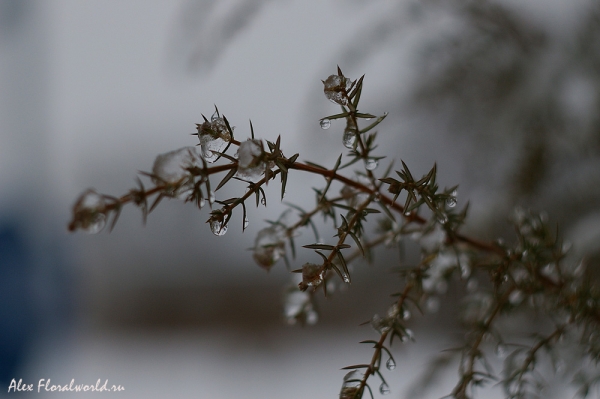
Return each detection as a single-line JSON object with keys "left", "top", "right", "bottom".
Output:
{"left": 261, "top": 197, "right": 267, "bottom": 206}
{"left": 386, "top": 358, "right": 396, "bottom": 370}
{"left": 320, "top": 118, "right": 331, "bottom": 130}
{"left": 426, "top": 297, "right": 440, "bottom": 313}
{"left": 199, "top": 197, "right": 206, "bottom": 208}
{"left": 342, "top": 129, "right": 356, "bottom": 149}
{"left": 402, "top": 309, "right": 411, "bottom": 320}
{"left": 364, "top": 158, "right": 378, "bottom": 171}
{"left": 84, "top": 214, "right": 106, "bottom": 234}
{"left": 446, "top": 189, "right": 457, "bottom": 208}
{"left": 437, "top": 213, "right": 448, "bottom": 224}
{"left": 342, "top": 273, "right": 350, "bottom": 283}
{"left": 210, "top": 219, "right": 228, "bottom": 236}
{"left": 71, "top": 189, "right": 108, "bottom": 234}
{"left": 379, "top": 382, "right": 391, "bottom": 395}
{"left": 306, "top": 310, "right": 319, "bottom": 325}
{"left": 243, "top": 215, "right": 249, "bottom": 229}
{"left": 208, "top": 191, "right": 216, "bottom": 204}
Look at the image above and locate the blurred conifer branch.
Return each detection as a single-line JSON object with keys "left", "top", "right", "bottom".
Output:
{"left": 69, "top": 66, "right": 600, "bottom": 398}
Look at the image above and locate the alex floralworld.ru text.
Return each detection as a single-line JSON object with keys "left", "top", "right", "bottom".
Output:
{"left": 7, "top": 378, "right": 125, "bottom": 393}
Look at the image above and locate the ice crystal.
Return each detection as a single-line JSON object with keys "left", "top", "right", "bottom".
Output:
{"left": 364, "top": 158, "right": 378, "bottom": 171}
{"left": 71, "top": 189, "right": 107, "bottom": 234}
{"left": 252, "top": 225, "right": 286, "bottom": 270}
{"left": 342, "top": 128, "right": 357, "bottom": 149}
{"left": 300, "top": 263, "right": 323, "bottom": 290}
{"left": 196, "top": 117, "right": 232, "bottom": 163}
{"left": 323, "top": 74, "right": 352, "bottom": 106}
{"left": 236, "top": 139, "right": 265, "bottom": 180}
{"left": 152, "top": 147, "right": 201, "bottom": 184}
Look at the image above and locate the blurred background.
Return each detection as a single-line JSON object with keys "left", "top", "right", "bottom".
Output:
{"left": 1, "top": 0, "right": 599, "bottom": 397}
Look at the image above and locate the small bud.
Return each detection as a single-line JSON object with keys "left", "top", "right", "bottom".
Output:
{"left": 323, "top": 74, "right": 353, "bottom": 106}
{"left": 196, "top": 116, "right": 232, "bottom": 163}
{"left": 69, "top": 189, "right": 107, "bottom": 234}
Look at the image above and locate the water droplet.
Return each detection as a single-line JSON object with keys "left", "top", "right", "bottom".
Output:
{"left": 199, "top": 197, "right": 206, "bottom": 208}
{"left": 152, "top": 147, "right": 202, "bottom": 188}
{"left": 320, "top": 118, "right": 331, "bottom": 129}
{"left": 72, "top": 190, "right": 108, "bottom": 234}
{"left": 437, "top": 213, "right": 448, "bottom": 224}
{"left": 243, "top": 216, "right": 249, "bottom": 229}
{"left": 466, "top": 278, "right": 478, "bottom": 292}
{"left": 426, "top": 297, "right": 440, "bottom": 313}
{"left": 342, "top": 273, "right": 350, "bottom": 283}
{"left": 364, "top": 158, "right": 378, "bottom": 171}
{"left": 509, "top": 290, "right": 524, "bottom": 305}
{"left": 370, "top": 314, "right": 390, "bottom": 334}
{"left": 379, "top": 382, "right": 390, "bottom": 395}
{"left": 82, "top": 213, "right": 106, "bottom": 234}
{"left": 302, "top": 263, "right": 324, "bottom": 288}
{"left": 495, "top": 343, "right": 508, "bottom": 358}
{"left": 405, "top": 329, "right": 414, "bottom": 341}
{"left": 252, "top": 225, "right": 286, "bottom": 270}
{"left": 402, "top": 309, "right": 411, "bottom": 320}
{"left": 386, "top": 358, "right": 396, "bottom": 371}
{"left": 323, "top": 74, "right": 352, "bottom": 106}
{"left": 460, "top": 263, "right": 471, "bottom": 279}
{"left": 197, "top": 118, "right": 232, "bottom": 163}
{"left": 210, "top": 219, "right": 228, "bottom": 236}
{"left": 208, "top": 191, "right": 216, "bottom": 204}
{"left": 261, "top": 197, "right": 267, "bottom": 206}
{"left": 343, "top": 370, "right": 362, "bottom": 383}
{"left": 342, "top": 129, "right": 356, "bottom": 149}
{"left": 284, "top": 289, "right": 310, "bottom": 320}
{"left": 446, "top": 189, "right": 458, "bottom": 208}
{"left": 435, "top": 280, "right": 448, "bottom": 295}
{"left": 541, "top": 263, "right": 554, "bottom": 276}
{"left": 306, "top": 310, "right": 319, "bottom": 325}
{"left": 236, "top": 139, "right": 265, "bottom": 181}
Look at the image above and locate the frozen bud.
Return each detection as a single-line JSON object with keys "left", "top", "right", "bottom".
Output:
{"left": 253, "top": 225, "right": 286, "bottom": 270}
{"left": 207, "top": 209, "right": 228, "bottom": 236}
{"left": 323, "top": 74, "right": 353, "bottom": 106}
{"left": 340, "top": 370, "right": 364, "bottom": 399}
{"left": 284, "top": 288, "right": 310, "bottom": 324}
{"left": 152, "top": 147, "right": 202, "bottom": 197}
{"left": 236, "top": 139, "right": 265, "bottom": 181}
{"left": 370, "top": 314, "right": 391, "bottom": 334}
{"left": 196, "top": 116, "right": 232, "bottom": 163}
{"left": 299, "top": 263, "right": 323, "bottom": 290}
{"left": 69, "top": 189, "right": 107, "bottom": 234}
